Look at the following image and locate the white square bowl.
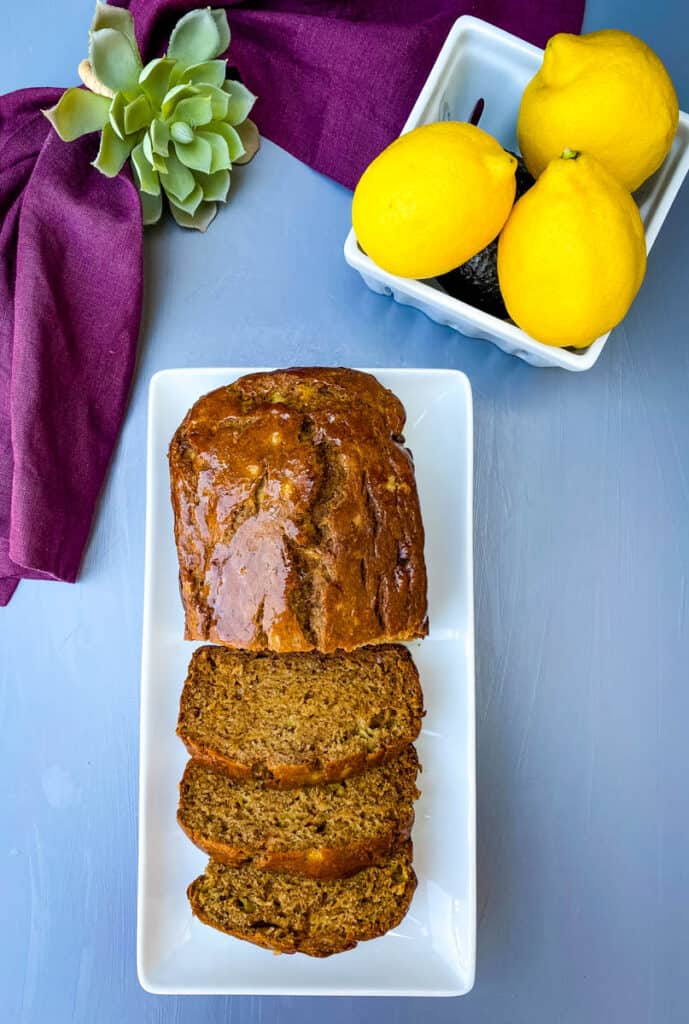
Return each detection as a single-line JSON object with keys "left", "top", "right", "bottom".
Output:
{"left": 137, "top": 368, "right": 476, "bottom": 996}
{"left": 344, "top": 16, "right": 689, "bottom": 371}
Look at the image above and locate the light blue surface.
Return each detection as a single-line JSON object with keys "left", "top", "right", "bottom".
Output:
{"left": 1, "top": 2, "right": 689, "bottom": 1022}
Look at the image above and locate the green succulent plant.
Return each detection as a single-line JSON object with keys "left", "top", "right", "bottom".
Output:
{"left": 44, "top": 2, "right": 259, "bottom": 231}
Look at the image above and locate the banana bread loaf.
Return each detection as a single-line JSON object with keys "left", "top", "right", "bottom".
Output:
{"left": 168, "top": 367, "right": 428, "bottom": 652}
{"left": 188, "top": 843, "right": 417, "bottom": 956}
{"left": 177, "top": 644, "right": 424, "bottom": 787}
{"left": 178, "top": 747, "right": 420, "bottom": 878}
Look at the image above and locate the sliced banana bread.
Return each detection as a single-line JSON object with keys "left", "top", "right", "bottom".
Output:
{"left": 178, "top": 746, "right": 420, "bottom": 878}
{"left": 188, "top": 843, "right": 417, "bottom": 956}
{"left": 177, "top": 644, "right": 424, "bottom": 787}
{"left": 168, "top": 367, "right": 428, "bottom": 652}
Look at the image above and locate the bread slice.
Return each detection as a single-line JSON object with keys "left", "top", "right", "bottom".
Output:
{"left": 178, "top": 746, "right": 420, "bottom": 879}
{"left": 187, "top": 843, "right": 417, "bottom": 956}
{"left": 177, "top": 644, "right": 424, "bottom": 787}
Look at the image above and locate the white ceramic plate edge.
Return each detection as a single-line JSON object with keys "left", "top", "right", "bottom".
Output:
{"left": 137, "top": 368, "right": 165, "bottom": 994}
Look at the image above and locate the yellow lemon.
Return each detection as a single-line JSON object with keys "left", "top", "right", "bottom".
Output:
{"left": 518, "top": 30, "right": 679, "bottom": 193}
{"left": 497, "top": 150, "right": 646, "bottom": 348}
{"left": 352, "top": 122, "right": 517, "bottom": 278}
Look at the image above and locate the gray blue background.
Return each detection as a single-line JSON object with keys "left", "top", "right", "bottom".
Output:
{"left": 2, "top": 1, "right": 688, "bottom": 1021}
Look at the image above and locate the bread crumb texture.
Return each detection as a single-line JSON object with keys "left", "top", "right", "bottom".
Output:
{"left": 188, "top": 842, "right": 417, "bottom": 956}
{"left": 177, "top": 644, "right": 424, "bottom": 786}
{"left": 178, "top": 746, "right": 420, "bottom": 877}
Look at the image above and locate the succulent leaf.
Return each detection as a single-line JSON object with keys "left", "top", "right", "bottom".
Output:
{"left": 168, "top": 9, "right": 223, "bottom": 66}
{"left": 169, "top": 199, "right": 218, "bottom": 232}
{"left": 223, "top": 81, "right": 256, "bottom": 126}
{"left": 172, "top": 181, "right": 204, "bottom": 215}
{"left": 43, "top": 87, "right": 111, "bottom": 141}
{"left": 174, "top": 134, "right": 213, "bottom": 174}
{"left": 142, "top": 130, "right": 154, "bottom": 164}
{"left": 144, "top": 130, "right": 167, "bottom": 173}
{"left": 159, "top": 153, "right": 196, "bottom": 202}
{"left": 171, "top": 121, "right": 195, "bottom": 144}
{"left": 173, "top": 94, "right": 213, "bottom": 127}
{"left": 197, "top": 168, "right": 230, "bottom": 202}
{"left": 139, "top": 57, "right": 176, "bottom": 108}
{"left": 161, "top": 83, "right": 197, "bottom": 119}
{"left": 131, "top": 141, "right": 160, "bottom": 196}
{"left": 124, "top": 94, "right": 152, "bottom": 135}
{"left": 180, "top": 59, "right": 227, "bottom": 89}
{"left": 152, "top": 152, "right": 168, "bottom": 174}
{"left": 150, "top": 118, "right": 170, "bottom": 156}
{"left": 196, "top": 128, "right": 231, "bottom": 172}
{"left": 202, "top": 84, "right": 230, "bottom": 120}
{"left": 89, "top": 27, "right": 142, "bottom": 94}
{"left": 233, "top": 117, "right": 260, "bottom": 165}
{"left": 210, "top": 10, "right": 231, "bottom": 55}
{"left": 167, "top": 62, "right": 187, "bottom": 90}
{"left": 140, "top": 189, "right": 163, "bottom": 226}
{"left": 92, "top": 122, "right": 132, "bottom": 176}
{"left": 212, "top": 121, "right": 245, "bottom": 162}
{"left": 108, "top": 90, "right": 127, "bottom": 140}
{"left": 91, "top": 2, "right": 139, "bottom": 57}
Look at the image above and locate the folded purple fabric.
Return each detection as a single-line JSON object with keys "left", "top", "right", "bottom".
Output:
{"left": 125, "top": 0, "right": 586, "bottom": 189}
{"left": 0, "top": 91, "right": 142, "bottom": 603}
{"left": 0, "top": 1, "right": 584, "bottom": 604}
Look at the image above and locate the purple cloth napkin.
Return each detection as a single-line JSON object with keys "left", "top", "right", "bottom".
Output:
{"left": 0, "top": 1, "right": 584, "bottom": 604}
{"left": 0, "top": 90, "right": 142, "bottom": 603}
{"left": 125, "top": 0, "right": 586, "bottom": 188}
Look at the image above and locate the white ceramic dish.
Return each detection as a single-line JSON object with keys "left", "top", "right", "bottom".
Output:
{"left": 137, "top": 367, "right": 476, "bottom": 996}
{"left": 344, "top": 16, "right": 689, "bottom": 371}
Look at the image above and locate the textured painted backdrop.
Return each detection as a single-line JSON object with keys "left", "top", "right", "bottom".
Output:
{"left": 1, "top": 1, "right": 689, "bottom": 1022}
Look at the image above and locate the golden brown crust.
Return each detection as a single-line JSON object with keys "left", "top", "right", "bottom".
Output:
{"left": 179, "top": 733, "right": 419, "bottom": 788}
{"left": 178, "top": 812, "right": 414, "bottom": 879}
{"left": 169, "top": 368, "right": 428, "bottom": 653}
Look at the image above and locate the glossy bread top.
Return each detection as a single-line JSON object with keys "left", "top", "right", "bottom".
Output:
{"left": 168, "top": 367, "right": 428, "bottom": 651}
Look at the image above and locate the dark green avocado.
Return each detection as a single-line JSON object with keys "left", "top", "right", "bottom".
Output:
{"left": 437, "top": 153, "right": 534, "bottom": 320}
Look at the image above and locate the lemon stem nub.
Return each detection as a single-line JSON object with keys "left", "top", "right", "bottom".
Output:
{"left": 562, "top": 148, "right": 580, "bottom": 160}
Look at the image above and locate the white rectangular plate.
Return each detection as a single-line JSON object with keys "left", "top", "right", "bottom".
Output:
{"left": 137, "top": 367, "right": 476, "bottom": 996}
